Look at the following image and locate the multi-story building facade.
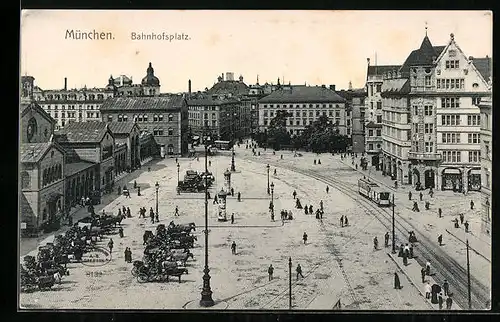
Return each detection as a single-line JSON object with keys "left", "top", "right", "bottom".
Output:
{"left": 338, "top": 87, "right": 367, "bottom": 152}
{"left": 479, "top": 96, "right": 492, "bottom": 236}
{"left": 258, "top": 85, "right": 347, "bottom": 136}
{"left": 100, "top": 96, "right": 189, "bottom": 156}
{"left": 381, "top": 33, "right": 491, "bottom": 190}
{"left": 107, "top": 62, "right": 162, "bottom": 97}
{"left": 365, "top": 61, "right": 401, "bottom": 157}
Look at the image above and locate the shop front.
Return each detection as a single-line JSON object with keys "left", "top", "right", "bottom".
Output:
{"left": 468, "top": 168, "right": 481, "bottom": 191}
{"left": 441, "top": 168, "right": 462, "bottom": 191}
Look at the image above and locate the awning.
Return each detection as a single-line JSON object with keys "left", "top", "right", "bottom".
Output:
{"left": 442, "top": 168, "right": 461, "bottom": 174}
{"left": 469, "top": 169, "right": 481, "bottom": 175}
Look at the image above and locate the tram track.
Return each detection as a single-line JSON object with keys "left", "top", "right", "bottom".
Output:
{"left": 256, "top": 159, "right": 490, "bottom": 310}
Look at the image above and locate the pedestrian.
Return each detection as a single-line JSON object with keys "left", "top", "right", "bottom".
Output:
{"left": 429, "top": 188, "right": 434, "bottom": 198}
{"left": 231, "top": 213, "right": 235, "bottom": 224}
{"left": 108, "top": 239, "right": 114, "bottom": 254}
{"left": 303, "top": 232, "right": 308, "bottom": 245}
{"left": 373, "top": 237, "right": 378, "bottom": 250}
{"left": 446, "top": 295, "right": 453, "bottom": 309}
{"left": 460, "top": 213, "right": 464, "bottom": 224}
{"left": 150, "top": 208, "right": 155, "bottom": 224}
{"left": 421, "top": 267, "right": 426, "bottom": 283}
{"left": 394, "top": 272, "right": 401, "bottom": 289}
{"left": 320, "top": 200, "right": 324, "bottom": 211}
{"left": 438, "top": 293, "right": 444, "bottom": 310}
{"left": 213, "top": 194, "right": 218, "bottom": 204}
{"left": 318, "top": 159, "right": 321, "bottom": 164}
{"left": 355, "top": 164, "right": 358, "bottom": 170}
{"left": 296, "top": 264, "right": 304, "bottom": 280}
{"left": 340, "top": 215, "right": 344, "bottom": 227}
{"left": 134, "top": 180, "right": 137, "bottom": 189}
{"left": 137, "top": 186, "right": 141, "bottom": 196}
{"left": 412, "top": 201, "right": 420, "bottom": 212}
{"left": 344, "top": 216, "right": 349, "bottom": 226}
{"left": 438, "top": 234, "right": 443, "bottom": 246}
{"left": 155, "top": 213, "right": 159, "bottom": 223}
{"left": 118, "top": 227, "right": 124, "bottom": 238}
{"left": 419, "top": 192, "right": 423, "bottom": 201}
{"left": 268, "top": 264, "right": 274, "bottom": 281}
{"left": 175, "top": 157, "right": 178, "bottom": 163}
{"left": 443, "top": 279, "right": 449, "bottom": 296}
{"left": 314, "top": 159, "right": 317, "bottom": 165}
{"left": 438, "top": 208, "right": 442, "bottom": 218}
{"left": 409, "top": 244, "right": 414, "bottom": 258}
{"left": 464, "top": 221, "right": 469, "bottom": 233}
{"left": 309, "top": 205, "right": 313, "bottom": 214}
{"left": 124, "top": 247, "right": 129, "bottom": 263}
{"left": 230, "top": 187, "right": 234, "bottom": 196}
{"left": 470, "top": 200, "right": 474, "bottom": 210}
{"left": 209, "top": 160, "right": 211, "bottom": 167}
{"left": 237, "top": 192, "right": 241, "bottom": 202}
{"left": 231, "top": 241, "right": 237, "bottom": 255}
{"left": 326, "top": 186, "right": 329, "bottom": 193}
{"left": 402, "top": 252, "right": 408, "bottom": 266}
{"left": 175, "top": 206, "right": 179, "bottom": 216}
{"left": 425, "top": 261, "right": 431, "bottom": 276}
{"left": 425, "top": 281, "right": 432, "bottom": 299}
{"left": 273, "top": 169, "right": 277, "bottom": 176}
{"left": 384, "top": 232, "right": 389, "bottom": 248}
{"left": 408, "top": 191, "right": 412, "bottom": 200}
{"left": 292, "top": 190, "right": 297, "bottom": 199}
{"left": 281, "top": 154, "right": 283, "bottom": 160}
{"left": 425, "top": 201, "right": 430, "bottom": 210}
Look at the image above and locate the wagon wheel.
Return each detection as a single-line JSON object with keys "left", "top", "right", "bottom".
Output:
{"left": 131, "top": 266, "right": 139, "bottom": 277}
{"left": 137, "top": 274, "right": 149, "bottom": 283}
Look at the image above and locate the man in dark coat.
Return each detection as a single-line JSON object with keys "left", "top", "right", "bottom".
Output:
{"left": 384, "top": 232, "right": 389, "bottom": 248}
{"left": 296, "top": 264, "right": 304, "bottom": 280}
{"left": 268, "top": 264, "right": 274, "bottom": 281}
{"left": 292, "top": 190, "right": 297, "bottom": 199}
{"left": 438, "top": 234, "right": 443, "bottom": 246}
{"left": 231, "top": 241, "right": 237, "bottom": 255}
{"left": 394, "top": 272, "right": 401, "bottom": 289}
{"left": 408, "top": 191, "right": 412, "bottom": 200}
{"left": 231, "top": 213, "right": 235, "bottom": 224}
{"left": 326, "top": 186, "right": 329, "bottom": 193}
{"left": 421, "top": 267, "right": 426, "bottom": 283}
{"left": 446, "top": 295, "right": 453, "bottom": 309}
{"left": 443, "top": 279, "right": 449, "bottom": 296}
{"left": 303, "top": 232, "right": 308, "bottom": 244}
{"left": 470, "top": 200, "right": 474, "bottom": 210}
{"left": 438, "top": 208, "right": 442, "bottom": 218}
{"left": 309, "top": 205, "right": 313, "bottom": 214}
{"left": 419, "top": 192, "right": 423, "bottom": 201}
{"left": 340, "top": 215, "right": 344, "bottom": 227}
{"left": 438, "top": 293, "right": 444, "bottom": 310}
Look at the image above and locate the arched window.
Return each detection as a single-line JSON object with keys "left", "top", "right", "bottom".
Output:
{"left": 21, "top": 171, "right": 30, "bottom": 189}
{"left": 58, "top": 164, "right": 62, "bottom": 179}
{"left": 168, "top": 128, "right": 173, "bottom": 136}
{"left": 168, "top": 114, "right": 173, "bottom": 122}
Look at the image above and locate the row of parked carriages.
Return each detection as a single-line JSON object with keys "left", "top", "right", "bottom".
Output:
{"left": 177, "top": 170, "right": 215, "bottom": 193}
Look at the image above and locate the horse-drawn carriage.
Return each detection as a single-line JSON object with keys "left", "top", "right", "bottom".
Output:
{"left": 132, "top": 260, "right": 188, "bottom": 283}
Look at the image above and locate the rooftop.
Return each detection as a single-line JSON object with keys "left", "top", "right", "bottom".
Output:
{"left": 107, "top": 121, "right": 139, "bottom": 135}
{"left": 367, "top": 65, "right": 402, "bottom": 77}
{"left": 258, "top": 85, "right": 346, "bottom": 104}
{"left": 20, "top": 142, "right": 52, "bottom": 163}
{"left": 187, "top": 98, "right": 239, "bottom": 106}
{"left": 207, "top": 80, "right": 249, "bottom": 96}
{"left": 399, "top": 36, "right": 446, "bottom": 76}
{"left": 55, "top": 121, "right": 110, "bottom": 143}
{"left": 100, "top": 96, "right": 185, "bottom": 111}
{"left": 471, "top": 57, "right": 492, "bottom": 83}
{"left": 65, "top": 161, "right": 95, "bottom": 177}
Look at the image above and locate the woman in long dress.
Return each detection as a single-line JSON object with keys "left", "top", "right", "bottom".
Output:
{"left": 394, "top": 272, "right": 401, "bottom": 289}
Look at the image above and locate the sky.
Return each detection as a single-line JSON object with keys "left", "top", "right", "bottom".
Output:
{"left": 20, "top": 10, "right": 492, "bottom": 93}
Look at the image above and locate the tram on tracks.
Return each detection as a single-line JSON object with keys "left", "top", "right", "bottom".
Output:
{"left": 358, "top": 177, "right": 391, "bottom": 207}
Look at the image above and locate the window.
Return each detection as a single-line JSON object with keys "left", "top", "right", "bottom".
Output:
{"left": 153, "top": 115, "right": 158, "bottom": 122}
{"left": 377, "top": 115, "right": 382, "bottom": 123}
{"left": 414, "top": 106, "right": 418, "bottom": 116}
{"left": 424, "top": 106, "right": 433, "bottom": 116}
{"left": 346, "top": 120, "right": 351, "bottom": 126}
{"left": 168, "top": 114, "right": 173, "bottom": 122}
{"left": 468, "top": 151, "right": 480, "bottom": 162}
{"left": 425, "top": 76, "right": 431, "bottom": 86}
{"left": 376, "top": 84, "right": 382, "bottom": 92}
{"left": 468, "top": 133, "right": 480, "bottom": 143}
{"left": 424, "top": 123, "right": 433, "bottom": 134}
{"left": 369, "top": 143, "right": 374, "bottom": 150}
{"left": 441, "top": 97, "right": 460, "bottom": 108}
{"left": 425, "top": 142, "right": 434, "bottom": 153}
{"left": 376, "top": 129, "right": 381, "bottom": 137}
{"left": 485, "top": 143, "right": 490, "bottom": 159}
{"left": 316, "top": 111, "right": 320, "bottom": 116}
{"left": 468, "top": 115, "right": 480, "bottom": 126}
{"left": 335, "top": 111, "right": 340, "bottom": 117}
{"left": 143, "top": 114, "right": 148, "bottom": 122}
{"left": 107, "top": 115, "right": 113, "bottom": 122}
{"left": 263, "top": 111, "right": 268, "bottom": 117}
{"left": 347, "top": 129, "right": 351, "bottom": 135}
{"left": 368, "top": 129, "right": 373, "bottom": 136}
{"left": 123, "top": 115, "right": 128, "bottom": 122}
{"left": 270, "top": 111, "right": 274, "bottom": 117}
{"left": 309, "top": 111, "right": 313, "bottom": 117}
{"left": 445, "top": 60, "right": 459, "bottom": 69}
{"left": 168, "top": 128, "right": 173, "bottom": 136}
{"left": 442, "top": 133, "right": 461, "bottom": 143}
{"left": 443, "top": 150, "right": 461, "bottom": 163}
{"left": 157, "top": 128, "right": 164, "bottom": 136}
{"left": 329, "top": 111, "right": 333, "bottom": 116}
{"left": 376, "top": 101, "right": 382, "bottom": 109}
{"left": 441, "top": 115, "right": 461, "bottom": 126}
{"left": 472, "top": 97, "right": 481, "bottom": 106}
{"left": 138, "top": 115, "right": 143, "bottom": 122}
{"left": 118, "top": 115, "right": 123, "bottom": 122}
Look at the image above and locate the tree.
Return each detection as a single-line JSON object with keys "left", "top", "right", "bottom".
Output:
{"left": 267, "top": 110, "right": 292, "bottom": 150}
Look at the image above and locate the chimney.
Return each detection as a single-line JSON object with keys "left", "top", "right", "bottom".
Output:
{"left": 329, "top": 85, "right": 336, "bottom": 91}
{"left": 221, "top": 73, "right": 224, "bottom": 81}
{"left": 321, "top": 85, "right": 326, "bottom": 88}
{"left": 64, "top": 77, "right": 67, "bottom": 91}
{"left": 367, "top": 58, "right": 370, "bottom": 65}
{"left": 188, "top": 79, "right": 192, "bottom": 98}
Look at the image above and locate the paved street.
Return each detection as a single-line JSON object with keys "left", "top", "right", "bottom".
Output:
{"left": 20, "top": 149, "right": 442, "bottom": 310}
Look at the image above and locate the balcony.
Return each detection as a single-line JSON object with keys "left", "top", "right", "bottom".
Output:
{"left": 408, "top": 152, "right": 442, "bottom": 161}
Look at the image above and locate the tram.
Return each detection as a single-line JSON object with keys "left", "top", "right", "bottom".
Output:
{"left": 358, "top": 178, "right": 391, "bottom": 207}
{"left": 214, "top": 140, "right": 233, "bottom": 150}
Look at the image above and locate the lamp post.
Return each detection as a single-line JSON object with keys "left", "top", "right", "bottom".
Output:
{"left": 200, "top": 130, "right": 215, "bottom": 307}
{"left": 155, "top": 181, "right": 159, "bottom": 219}
{"left": 288, "top": 257, "right": 292, "bottom": 309}
{"left": 466, "top": 239, "right": 472, "bottom": 309}
{"left": 177, "top": 163, "right": 180, "bottom": 186}
{"left": 267, "top": 164, "right": 270, "bottom": 194}
{"left": 270, "top": 182, "right": 275, "bottom": 216}
{"left": 392, "top": 194, "right": 396, "bottom": 254}
{"left": 231, "top": 145, "right": 236, "bottom": 172}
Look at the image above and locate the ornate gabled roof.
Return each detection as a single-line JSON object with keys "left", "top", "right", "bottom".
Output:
{"left": 141, "top": 62, "right": 160, "bottom": 86}
{"left": 20, "top": 101, "right": 56, "bottom": 125}
{"left": 399, "top": 36, "right": 446, "bottom": 76}
{"left": 258, "top": 85, "right": 346, "bottom": 104}
{"left": 54, "top": 121, "right": 111, "bottom": 143}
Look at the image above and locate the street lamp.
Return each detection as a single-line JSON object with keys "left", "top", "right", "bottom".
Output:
{"left": 231, "top": 145, "right": 236, "bottom": 172}
{"left": 200, "top": 129, "right": 215, "bottom": 307}
{"left": 288, "top": 257, "right": 292, "bottom": 309}
{"left": 270, "top": 182, "right": 275, "bottom": 216}
{"left": 466, "top": 239, "right": 472, "bottom": 309}
{"left": 392, "top": 194, "right": 396, "bottom": 254}
{"left": 177, "top": 163, "right": 180, "bottom": 186}
{"left": 155, "top": 182, "right": 159, "bottom": 219}
{"left": 267, "top": 164, "right": 270, "bottom": 194}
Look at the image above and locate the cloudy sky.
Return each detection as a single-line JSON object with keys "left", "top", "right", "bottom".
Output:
{"left": 20, "top": 10, "right": 492, "bottom": 93}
